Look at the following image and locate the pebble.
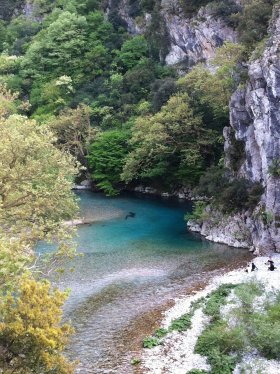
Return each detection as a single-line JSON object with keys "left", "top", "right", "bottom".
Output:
{"left": 142, "top": 254, "right": 280, "bottom": 374}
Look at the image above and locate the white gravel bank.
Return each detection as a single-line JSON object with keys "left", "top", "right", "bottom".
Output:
{"left": 142, "top": 254, "right": 280, "bottom": 374}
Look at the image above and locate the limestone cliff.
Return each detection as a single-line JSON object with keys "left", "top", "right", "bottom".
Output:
{"left": 106, "top": 0, "right": 237, "bottom": 68}
{"left": 189, "top": 5, "right": 280, "bottom": 254}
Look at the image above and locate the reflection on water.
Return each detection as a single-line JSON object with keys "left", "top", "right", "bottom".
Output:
{"left": 47, "top": 191, "right": 251, "bottom": 373}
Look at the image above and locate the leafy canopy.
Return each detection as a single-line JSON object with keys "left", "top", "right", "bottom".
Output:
{"left": 0, "top": 278, "right": 75, "bottom": 374}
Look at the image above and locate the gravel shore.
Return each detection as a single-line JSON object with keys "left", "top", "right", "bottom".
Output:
{"left": 142, "top": 254, "right": 280, "bottom": 374}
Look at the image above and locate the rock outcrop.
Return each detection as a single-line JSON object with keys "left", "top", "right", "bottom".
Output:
{"left": 163, "top": 6, "right": 237, "bottom": 67}
{"left": 189, "top": 5, "right": 280, "bottom": 254}
{"left": 106, "top": 0, "right": 237, "bottom": 68}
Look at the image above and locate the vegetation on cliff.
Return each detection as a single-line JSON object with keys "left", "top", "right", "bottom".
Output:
{"left": 0, "top": 0, "right": 276, "bottom": 196}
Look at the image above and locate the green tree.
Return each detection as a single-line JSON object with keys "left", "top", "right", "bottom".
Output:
{"left": 117, "top": 35, "right": 148, "bottom": 71}
{"left": 0, "top": 20, "right": 6, "bottom": 52}
{"left": 30, "top": 75, "right": 75, "bottom": 121}
{"left": 122, "top": 93, "right": 216, "bottom": 186}
{"left": 178, "top": 66, "right": 229, "bottom": 131}
{"left": 5, "top": 15, "right": 40, "bottom": 55}
{"left": 0, "top": 277, "right": 75, "bottom": 373}
{"left": 21, "top": 11, "right": 108, "bottom": 85}
{"left": 233, "top": 0, "right": 275, "bottom": 49}
{"left": 0, "top": 86, "right": 79, "bottom": 373}
{"left": 49, "top": 104, "right": 95, "bottom": 166}
{"left": 0, "top": 83, "right": 18, "bottom": 117}
{"left": 88, "top": 129, "right": 131, "bottom": 195}
{"left": 0, "top": 113, "right": 79, "bottom": 242}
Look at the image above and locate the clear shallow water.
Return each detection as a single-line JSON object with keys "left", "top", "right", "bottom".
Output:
{"left": 42, "top": 191, "right": 251, "bottom": 373}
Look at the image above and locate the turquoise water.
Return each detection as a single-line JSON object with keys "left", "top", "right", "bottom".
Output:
{"left": 47, "top": 191, "right": 251, "bottom": 373}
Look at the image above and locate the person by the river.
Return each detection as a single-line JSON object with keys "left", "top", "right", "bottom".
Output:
{"left": 245, "top": 262, "right": 258, "bottom": 273}
{"left": 265, "top": 256, "right": 276, "bottom": 271}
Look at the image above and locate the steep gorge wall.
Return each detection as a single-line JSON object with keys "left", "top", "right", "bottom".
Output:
{"left": 190, "top": 6, "right": 280, "bottom": 254}
{"left": 107, "top": 0, "right": 237, "bottom": 68}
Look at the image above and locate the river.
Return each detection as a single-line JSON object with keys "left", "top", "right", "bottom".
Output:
{"left": 45, "top": 191, "right": 252, "bottom": 373}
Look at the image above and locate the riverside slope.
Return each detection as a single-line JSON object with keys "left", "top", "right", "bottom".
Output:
{"left": 189, "top": 5, "right": 280, "bottom": 254}
{"left": 142, "top": 254, "right": 280, "bottom": 374}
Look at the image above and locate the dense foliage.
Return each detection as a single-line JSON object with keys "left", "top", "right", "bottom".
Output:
{"left": 0, "top": 0, "right": 276, "bottom": 197}
{"left": 0, "top": 84, "right": 78, "bottom": 371}
{"left": 0, "top": 0, "right": 278, "bottom": 371}
{"left": 0, "top": 278, "right": 75, "bottom": 373}
{"left": 195, "top": 166, "right": 264, "bottom": 213}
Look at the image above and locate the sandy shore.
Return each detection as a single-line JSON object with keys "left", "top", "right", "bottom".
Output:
{"left": 64, "top": 208, "right": 125, "bottom": 226}
{"left": 142, "top": 254, "right": 280, "bottom": 374}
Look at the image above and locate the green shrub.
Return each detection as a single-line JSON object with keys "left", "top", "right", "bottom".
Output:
{"left": 250, "top": 315, "right": 280, "bottom": 359}
{"left": 250, "top": 37, "right": 269, "bottom": 61}
{"left": 197, "top": 168, "right": 263, "bottom": 214}
{"left": 185, "top": 201, "right": 208, "bottom": 224}
{"left": 169, "top": 313, "right": 192, "bottom": 332}
{"left": 140, "top": 0, "right": 156, "bottom": 13}
{"left": 219, "top": 179, "right": 250, "bottom": 213}
{"left": 234, "top": 282, "right": 264, "bottom": 311}
{"left": 143, "top": 336, "right": 161, "bottom": 348}
{"left": 179, "top": 0, "right": 212, "bottom": 16}
{"left": 207, "top": 348, "right": 238, "bottom": 374}
{"left": 233, "top": 0, "right": 274, "bottom": 50}
{"left": 195, "top": 322, "right": 244, "bottom": 373}
{"left": 204, "top": 284, "right": 236, "bottom": 320}
{"left": 154, "top": 328, "right": 168, "bottom": 338}
{"left": 227, "top": 130, "right": 245, "bottom": 172}
{"left": 131, "top": 357, "right": 141, "bottom": 365}
{"left": 208, "top": 0, "right": 241, "bottom": 27}
{"left": 268, "top": 159, "right": 280, "bottom": 177}
{"left": 246, "top": 297, "right": 280, "bottom": 360}
{"left": 0, "top": 0, "right": 25, "bottom": 21}
{"left": 143, "top": 328, "right": 168, "bottom": 349}
{"left": 195, "top": 321, "right": 244, "bottom": 356}
{"left": 260, "top": 209, "right": 274, "bottom": 225}
{"left": 247, "top": 183, "right": 264, "bottom": 209}
{"left": 187, "top": 370, "right": 208, "bottom": 374}
{"left": 230, "top": 282, "right": 280, "bottom": 360}
{"left": 190, "top": 297, "right": 205, "bottom": 311}
{"left": 195, "top": 282, "right": 280, "bottom": 373}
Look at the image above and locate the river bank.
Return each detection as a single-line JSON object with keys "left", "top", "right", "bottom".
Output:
{"left": 141, "top": 254, "right": 280, "bottom": 374}
{"left": 59, "top": 191, "right": 254, "bottom": 373}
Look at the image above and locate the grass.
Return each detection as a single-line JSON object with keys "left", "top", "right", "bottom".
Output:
{"left": 154, "top": 328, "right": 168, "bottom": 338}
{"left": 195, "top": 282, "right": 280, "bottom": 373}
{"left": 169, "top": 312, "right": 193, "bottom": 332}
{"left": 203, "top": 283, "right": 237, "bottom": 320}
{"left": 143, "top": 295, "right": 205, "bottom": 348}
{"left": 144, "top": 281, "right": 280, "bottom": 374}
{"left": 143, "top": 336, "right": 161, "bottom": 348}
{"left": 195, "top": 284, "right": 244, "bottom": 374}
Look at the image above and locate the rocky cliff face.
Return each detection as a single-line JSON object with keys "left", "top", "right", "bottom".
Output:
{"left": 189, "top": 5, "right": 280, "bottom": 254}
{"left": 163, "top": 6, "right": 237, "bottom": 67}
{"left": 107, "top": 0, "right": 237, "bottom": 68}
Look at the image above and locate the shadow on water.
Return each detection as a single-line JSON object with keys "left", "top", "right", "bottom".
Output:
{"left": 42, "top": 191, "right": 252, "bottom": 373}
